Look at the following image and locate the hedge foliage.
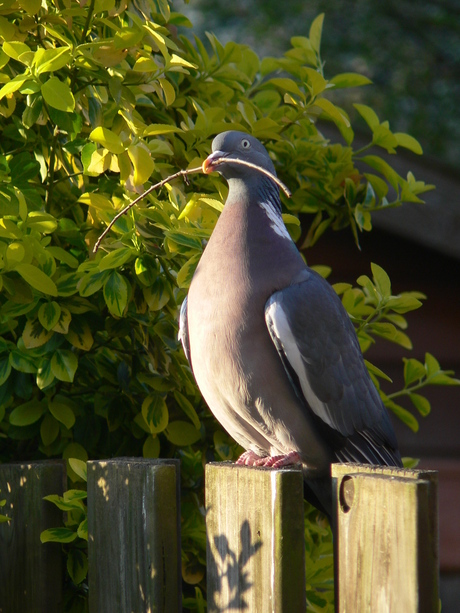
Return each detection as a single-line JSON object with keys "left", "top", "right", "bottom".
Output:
{"left": 0, "top": 1, "right": 458, "bottom": 610}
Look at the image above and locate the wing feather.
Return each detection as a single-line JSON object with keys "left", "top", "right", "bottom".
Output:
{"left": 265, "top": 270, "right": 401, "bottom": 467}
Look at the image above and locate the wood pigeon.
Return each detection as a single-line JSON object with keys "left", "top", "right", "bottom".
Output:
{"left": 179, "top": 131, "right": 402, "bottom": 516}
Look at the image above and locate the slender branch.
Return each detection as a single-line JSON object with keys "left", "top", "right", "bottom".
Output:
{"left": 80, "top": 0, "right": 96, "bottom": 44}
{"left": 46, "top": 126, "right": 59, "bottom": 210}
{"left": 93, "top": 159, "right": 292, "bottom": 253}
{"left": 209, "top": 157, "right": 292, "bottom": 198}
{"left": 93, "top": 167, "right": 203, "bottom": 253}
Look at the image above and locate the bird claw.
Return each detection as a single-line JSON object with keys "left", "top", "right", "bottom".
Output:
{"left": 254, "top": 451, "right": 302, "bottom": 468}
{"left": 236, "top": 450, "right": 263, "bottom": 466}
{"left": 236, "top": 450, "right": 302, "bottom": 468}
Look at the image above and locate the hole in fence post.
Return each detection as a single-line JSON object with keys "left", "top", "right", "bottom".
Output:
{"left": 339, "top": 476, "right": 355, "bottom": 513}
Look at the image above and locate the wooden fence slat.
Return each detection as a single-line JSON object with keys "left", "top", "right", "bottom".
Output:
{"left": 0, "top": 461, "right": 66, "bottom": 613}
{"left": 87, "top": 457, "right": 181, "bottom": 613}
{"left": 205, "top": 463, "right": 306, "bottom": 613}
{"left": 332, "top": 463, "right": 439, "bottom": 613}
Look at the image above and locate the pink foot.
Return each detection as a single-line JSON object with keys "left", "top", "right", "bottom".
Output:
{"left": 253, "top": 451, "right": 302, "bottom": 469}
{"left": 236, "top": 450, "right": 264, "bottom": 466}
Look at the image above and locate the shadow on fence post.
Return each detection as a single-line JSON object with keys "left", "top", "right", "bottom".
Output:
{"left": 0, "top": 460, "right": 66, "bottom": 613}
{"left": 87, "top": 458, "right": 181, "bottom": 613}
{"left": 332, "top": 463, "right": 439, "bottom": 613}
{"left": 205, "top": 462, "right": 306, "bottom": 613}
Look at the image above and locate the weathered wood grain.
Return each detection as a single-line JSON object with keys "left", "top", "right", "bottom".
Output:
{"left": 206, "top": 462, "right": 306, "bottom": 613}
{"left": 87, "top": 458, "right": 181, "bottom": 613}
{"left": 332, "top": 463, "right": 439, "bottom": 613}
{"left": 0, "top": 461, "right": 66, "bottom": 613}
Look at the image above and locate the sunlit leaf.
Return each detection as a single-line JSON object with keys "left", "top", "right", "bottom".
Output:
{"left": 90, "top": 127, "right": 125, "bottom": 154}
{"left": 15, "top": 264, "right": 58, "bottom": 296}
{"left": 40, "top": 528, "right": 77, "bottom": 544}
{"left": 41, "top": 77, "right": 75, "bottom": 112}
{"left": 51, "top": 350, "right": 78, "bottom": 383}
{"left": 103, "top": 271, "right": 129, "bottom": 317}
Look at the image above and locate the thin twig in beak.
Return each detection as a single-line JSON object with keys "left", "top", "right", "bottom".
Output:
{"left": 93, "top": 159, "right": 291, "bottom": 253}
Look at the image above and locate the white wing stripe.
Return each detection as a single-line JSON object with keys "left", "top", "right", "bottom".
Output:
{"left": 266, "top": 299, "right": 336, "bottom": 429}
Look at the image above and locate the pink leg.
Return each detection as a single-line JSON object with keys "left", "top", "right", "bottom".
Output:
{"left": 253, "top": 451, "right": 302, "bottom": 468}
{"left": 236, "top": 450, "right": 265, "bottom": 466}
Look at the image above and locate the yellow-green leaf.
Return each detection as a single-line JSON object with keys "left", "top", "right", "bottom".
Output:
{"left": 35, "top": 47, "right": 72, "bottom": 74}
{"left": 330, "top": 73, "right": 372, "bottom": 88}
{"left": 103, "top": 271, "right": 128, "bottom": 316}
{"left": 15, "top": 263, "right": 58, "bottom": 296}
{"left": 40, "top": 528, "right": 78, "bottom": 544}
{"left": 158, "top": 77, "right": 175, "bottom": 106}
{"left": 38, "top": 301, "right": 61, "bottom": 330}
{"left": 90, "top": 127, "right": 125, "bottom": 154}
{"left": 52, "top": 306, "right": 71, "bottom": 334}
{"left": 165, "top": 421, "right": 201, "bottom": 446}
{"left": 143, "top": 123, "right": 181, "bottom": 136}
{"left": 177, "top": 254, "right": 200, "bottom": 289}
{"left": 268, "top": 78, "right": 302, "bottom": 96}
{"left": 9, "top": 399, "right": 44, "bottom": 426}
{"left": 394, "top": 132, "right": 423, "bottom": 155}
{"left": 40, "top": 413, "right": 60, "bottom": 447}
{"left": 63, "top": 442, "right": 88, "bottom": 481}
{"left": 132, "top": 56, "right": 157, "bottom": 72}
{"left": 354, "top": 103, "right": 380, "bottom": 130}
{"left": 309, "top": 13, "right": 324, "bottom": 55}
{"left": 22, "top": 318, "right": 53, "bottom": 348}
{"left": 142, "top": 394, "right": 169, "bottom": 434}
{"left": 67, "top": 548, "right": 88, "bottom": 584}
{"left": 174, "top": 391, "right": 201, "bottom": 429}
{"left": 169, "top": 54, "right": 197, "bottom": 70}
{"left": 0, "top": 75, "right": 29, "bottom": 101}
{"left": 314, "top": 98, "right": 350, "bottom": 127}
{"left": 78, "top": 192, "right": 114, "bottom": 211}
{"left": 410, "top": 393, "right": 431, "bottom": 417}
{"left": 3, "top": 41, "right": 32, "bottom": 63}
{"left": 371, "top": 262, "right": 391, "bottom": 299}
{"left": 68, "top": 458, "right": 87, "bottom": 482}
{"left": 66, "top": 319, "right": 94, "bottom": 351}
{"left": 18, "top": 0, "right": 42, "bottom": 15}
{"left": 49, "top": 396, "right": 76, "bottom": 429}
{"left": 0, "top": 357, "right": 11, "bottom": 386}
{"left": 143, "top": 435, "right": 160, "bottom": 458}
{"left": 127, "top": 145, "right": 154, "bottom": 185}
{"left": 37, "top": 358, "right": 54, "bottom": 390}
{"left": 99, "top": 247, "right": 136, "bottom": 271}
{"left": 41, "top": 77, "right": 75, "bottom": 112}
{"left": 51, "top": 350, "right": 78, "bottom": 383}
{"left": 46, "top": 247, "right": 79, "bottom": 269}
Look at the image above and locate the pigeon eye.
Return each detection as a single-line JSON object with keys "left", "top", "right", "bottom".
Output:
{"left": 241, "top": 139, "right": 251, "bottom": 149}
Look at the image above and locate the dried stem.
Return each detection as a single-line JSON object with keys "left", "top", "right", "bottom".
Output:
{"left": 210, "top": 157, "right": 292, "bottom": 198}
{"left": 93, "top": 158, "right": 291, "bottom": 253}
{"left": 93, "top": 167, "right": 202, "bottom": 253}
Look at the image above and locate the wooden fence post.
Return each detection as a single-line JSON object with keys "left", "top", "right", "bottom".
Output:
{"left": 332, "top": 463, "right": 439, "bottom": 613}
{"left": 87, "top": 458, "right": 181, "bottom": 613}
{"left": 0, "top": 460, "right": 66, "bottom": 613}
{"left": 205, "top": 463, "right": 306, "bottom": 613}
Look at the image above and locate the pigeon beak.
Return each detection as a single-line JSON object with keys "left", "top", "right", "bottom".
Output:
{"left": 202, "top": 150, "right": 228, "bottom": 174}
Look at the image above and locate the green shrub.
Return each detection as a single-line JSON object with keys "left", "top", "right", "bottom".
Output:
{"left": 0, "top": 2, "right": 458, "bottom": 610}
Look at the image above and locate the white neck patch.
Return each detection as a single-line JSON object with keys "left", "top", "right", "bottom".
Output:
{"left": 259, "top": 201, "right": 291, "bottom": 240}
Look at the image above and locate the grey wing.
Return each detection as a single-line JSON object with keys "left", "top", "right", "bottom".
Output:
{"left": 178, "top": 296, "right": 192, "bottom": 367}
{"left": 265, "top": 270, "right": 402, "bottom": 467}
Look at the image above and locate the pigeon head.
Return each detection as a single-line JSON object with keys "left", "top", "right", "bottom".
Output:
{"left": 203, "top": 131, "right": 277, "bottom": 182}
